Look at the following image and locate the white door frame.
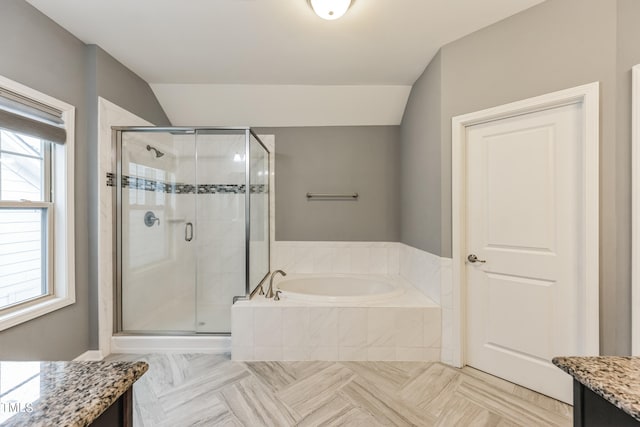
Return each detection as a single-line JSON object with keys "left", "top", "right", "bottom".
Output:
{"left": 632, "top": 65, "right": 640, "bottom": 355}
{"left": 451, "top": 82, "right": 600, "bottom": 368}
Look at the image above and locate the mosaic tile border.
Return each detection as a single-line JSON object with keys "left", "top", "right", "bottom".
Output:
{"left": 105, "top": 172, "right": 267, "bottom": 194}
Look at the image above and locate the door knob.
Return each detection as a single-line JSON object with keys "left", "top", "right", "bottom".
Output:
{"left": 467, "top": 254, "right": 486, "bottom": 264}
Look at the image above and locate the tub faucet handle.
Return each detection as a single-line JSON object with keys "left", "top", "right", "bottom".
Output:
{"left": 274, "top": 290, "right": 282, "bottom": 301}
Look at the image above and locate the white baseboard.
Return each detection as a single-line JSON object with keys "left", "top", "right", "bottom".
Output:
{"left": 110, "top": 335, "right": 231, "bottom": 354}
{"left": 74, "top": 350, "right": 104, "bottom": 361}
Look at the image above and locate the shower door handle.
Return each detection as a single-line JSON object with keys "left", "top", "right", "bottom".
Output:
{"left": 185, "top": 222, "right": 193, "bottom": 242}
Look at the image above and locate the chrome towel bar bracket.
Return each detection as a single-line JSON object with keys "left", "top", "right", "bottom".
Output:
{"left": 306, "top": 192, "right": 359, "bottom": 199}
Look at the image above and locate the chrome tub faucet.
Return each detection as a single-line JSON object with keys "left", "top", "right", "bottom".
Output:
{"left": 266, "top": 270, "right": 286, "bottom": 299}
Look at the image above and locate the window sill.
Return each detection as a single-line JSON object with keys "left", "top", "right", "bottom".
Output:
{"left": 0, "top": 295, "right": 75, "bottom": 332}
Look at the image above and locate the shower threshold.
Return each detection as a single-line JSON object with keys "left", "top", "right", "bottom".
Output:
{"left": 111, "top": 335, "right": 231, "bottom": 354}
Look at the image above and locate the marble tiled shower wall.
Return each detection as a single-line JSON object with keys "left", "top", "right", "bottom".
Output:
{"left": 271, "top": 241, "right": 454, "bottom": 364}
{"left": 194, "top": 133, "right": 247, "bottom": 333}
{"left": 120, "top": 132, "right": 196, "bottom": 332}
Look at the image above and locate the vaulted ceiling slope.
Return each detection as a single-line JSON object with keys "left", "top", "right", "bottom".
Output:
{"left": 26, "top": 0, "right": 545, "bottom": 125}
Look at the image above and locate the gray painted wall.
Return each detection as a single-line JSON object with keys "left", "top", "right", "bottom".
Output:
{"left": 255, "top": 126, "right": 401, "bottom": 242}
{"left": 0, "top": 0, "right": 169, "bottom": 359}
{"left": 400, "top": 0, "right": 640, "bottom": 355}
{"left": 439, "top": 0, "right": 617, "bottom": 268}
{"left": 0, "top": 0, "right": 90, "bottom": 360}
{"left": 613, "top": 0, "right": 640, "bottom": 357}
{"left": 400, "top": 51, "right": 442, "bottom": 254}
{"left": 92, "top": 46, "right": 171, "bottom": 127}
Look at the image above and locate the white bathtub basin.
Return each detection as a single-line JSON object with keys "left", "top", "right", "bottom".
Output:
{"left": 276, "top": 274, "right": 404, "bottom": 303}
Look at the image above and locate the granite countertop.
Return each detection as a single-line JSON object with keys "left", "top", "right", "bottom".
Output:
{"left": 553, "top": 356, "right": 640, "bottom": 422}
{"left": 0, "top": 360, "right": 148, "bottom": 427}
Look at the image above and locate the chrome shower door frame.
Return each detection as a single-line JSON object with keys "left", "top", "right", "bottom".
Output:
{"left": 111, "top": 126, "right": 271, "bottom": 335}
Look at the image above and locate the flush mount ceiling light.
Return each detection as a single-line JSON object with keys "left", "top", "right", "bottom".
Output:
{"left": 309, "top": 0, "right": 352, "bottom": 20}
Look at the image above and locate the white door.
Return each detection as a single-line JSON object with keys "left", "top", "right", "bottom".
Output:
{"left": 465, "top": 103, "right": 582, "bottom": 404}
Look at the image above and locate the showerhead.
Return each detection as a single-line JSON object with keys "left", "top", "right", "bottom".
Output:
{"left": 146, "top": 144, "right": 165, "bottom": 158}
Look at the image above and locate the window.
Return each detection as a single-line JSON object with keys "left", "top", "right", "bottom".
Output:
{"left": 0, "top": 75, "right": 75, "bottom": 331}
{"left": 0, "top": 131, "right": 51, "bottom": 309}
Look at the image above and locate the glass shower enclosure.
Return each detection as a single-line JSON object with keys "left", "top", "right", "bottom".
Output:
{"left": 112, "top": 127, "right": 269, "bottom": 334}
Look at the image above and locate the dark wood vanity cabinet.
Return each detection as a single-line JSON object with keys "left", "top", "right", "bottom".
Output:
{"left": 573, "top": 381, "right": 640, "bottom": 427}
{"left": 90, "top": 387, "right": 133, "bottom": 427}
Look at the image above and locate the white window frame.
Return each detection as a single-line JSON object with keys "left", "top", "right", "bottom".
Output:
{"left": 0, "top": 75, "right": 75, "bottom": 331}
{"left": 0, "top": 136, "right": 53, "bottom": 307}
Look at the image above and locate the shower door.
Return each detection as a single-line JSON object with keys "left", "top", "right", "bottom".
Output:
{"left": 194, "top": 129, "right": 247, "bottom": 333}
{"left": 117, "top": 129, "right": 250, "bottom": 334}
{"left": 119, "top": 130, "right": 197, "bottom": 333}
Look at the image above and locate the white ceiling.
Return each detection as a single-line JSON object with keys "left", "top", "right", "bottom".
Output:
{"left": 26, "top": 0, "right": 545, "bottom": 125}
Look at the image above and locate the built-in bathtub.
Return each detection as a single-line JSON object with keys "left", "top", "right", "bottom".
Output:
{"left": 231, "top": 274, "right": 441, "bottom": 362}
{"left": 276, "top": 274, "right": 405, "bottom": 303}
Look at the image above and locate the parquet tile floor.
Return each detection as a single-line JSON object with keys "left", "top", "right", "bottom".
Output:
{"left": 106, "top": 353, "right": 572, "bottom": 427}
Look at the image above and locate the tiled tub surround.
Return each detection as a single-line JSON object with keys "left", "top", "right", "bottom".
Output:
{"left": 271, "top": 241, "right": 454, "bottom": 364}
{"left": 231, "top": 276, "right": 441, "bottom": 362}
{"left": 272, "top": 242, "right": 400, "bottom": 276}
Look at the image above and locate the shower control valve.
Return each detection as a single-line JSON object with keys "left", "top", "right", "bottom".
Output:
{"left": 144, "top": 211, "right": 160, "bottom": 227}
